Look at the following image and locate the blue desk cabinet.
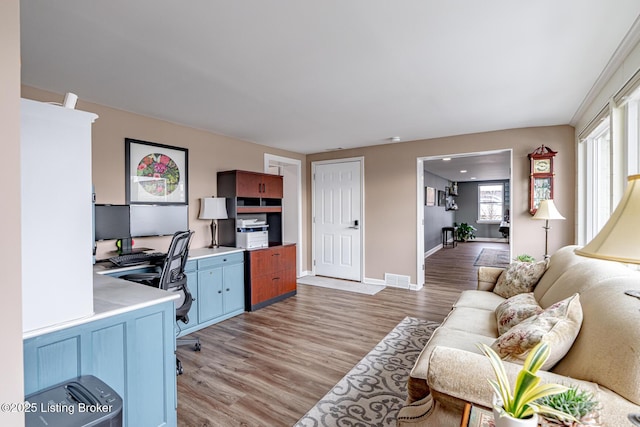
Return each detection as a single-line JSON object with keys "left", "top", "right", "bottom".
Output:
{"left": 177, "top": 251, "right": 245, "bottom": 337}
{"left": 23, "top": 301, "right": 176, "bottom": 427}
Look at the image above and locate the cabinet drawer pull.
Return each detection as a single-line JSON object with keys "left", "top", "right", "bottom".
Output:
{"left": 272, "top": 277, "right": 280, "bottom": 281}
{"left": 218, "top": 290, "right": 222, "bottom": 294}
{"left": 226, "top": 288, "right": 230, "bottom": 292}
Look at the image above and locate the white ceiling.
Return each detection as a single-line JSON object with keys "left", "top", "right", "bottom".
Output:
{"left": 20, "top": 1, "right": 640, "bottom": 155}
{"left": 424, "top": 151, "right": 511, "bottom": 183}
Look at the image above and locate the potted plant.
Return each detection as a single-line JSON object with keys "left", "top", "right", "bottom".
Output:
{"left": 478, "top": 342, "right": 577, "bottom": 427}
{"left": 536, "top": 386, "right": 600, "bottom": 426}
{"left": 455, "top": 222, "right": 477, "bottom": 242}
{"left": 515, "top": 254, "right": 536, "bottom": 263}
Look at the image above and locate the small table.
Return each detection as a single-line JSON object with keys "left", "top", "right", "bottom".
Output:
{"left": 460, "top": 403, "right": 493, "bottom": 427}
{"left": 442, "top": 226, "right": 457, "bottom": 248}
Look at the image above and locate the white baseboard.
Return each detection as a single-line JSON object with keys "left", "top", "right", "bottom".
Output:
{"left": 424, "top": 244, "right": 442, "bottom": 258}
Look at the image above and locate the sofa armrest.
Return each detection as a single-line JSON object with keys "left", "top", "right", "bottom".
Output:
{"left": 477, "top": 267, "right": 504, "bottom": 291}
{"left": 426, "top": 346, "right": 601, "bottom": 409}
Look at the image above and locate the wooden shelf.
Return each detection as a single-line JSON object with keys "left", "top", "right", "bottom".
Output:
{"left": 237, "top": 206, "right": 282, "bottom": 213}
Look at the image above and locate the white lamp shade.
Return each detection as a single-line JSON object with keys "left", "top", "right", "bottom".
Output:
{"left": 199, "top": 197, "right": 228, "bottom": 220}
{"left": 532, "top": 199, "right": 565, "bottom": 220}
{"left": 575, "top": 174, "right": 640, "bottom": 264}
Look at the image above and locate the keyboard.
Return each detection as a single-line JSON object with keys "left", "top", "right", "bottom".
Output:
{"left": 108, "top": 252, "right": 165, "bottom": 267}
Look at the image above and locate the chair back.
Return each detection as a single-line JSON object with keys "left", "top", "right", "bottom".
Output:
{"left": 158, "top": 230, "right": 193, "bottom": 291}
{"left": 158, "top": 231, "right": 194, "bottom": 323}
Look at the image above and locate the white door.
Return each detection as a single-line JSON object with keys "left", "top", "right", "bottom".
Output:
{"left": 313, "top": 160, "right": 362, "bottom": 281}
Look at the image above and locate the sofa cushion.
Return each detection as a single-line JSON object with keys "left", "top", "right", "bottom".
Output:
{"left": 454, "top": 289, "right": 505, "bottom": 311}
{"left": 441, "top": 306, "right": 497, "bottom": 337}
{"left": 532, "top": 245, "right": 585, "bottom": 301}
{"left": 493, "top": 260, "right": 548, "bottom": 298}
{"left": 553, "top": 278, "right": 640, "bottom": 405}
{"left": 491, "top": 293, "right": 582, "bottom": 370}
{"left": 495, "top": 292, "right": 543, "bottom": 335}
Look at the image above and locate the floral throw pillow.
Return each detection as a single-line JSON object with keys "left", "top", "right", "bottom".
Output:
{"left": 495, "top": 292, "right": 543, "bottom": 335}
{"left": 491, "top": 293, "right": 583, "bottom": 370}
{"left": 493, "top": 260, "right": 548, "bottom": 299}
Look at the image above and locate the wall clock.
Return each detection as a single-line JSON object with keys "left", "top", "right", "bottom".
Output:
{"left": 528, "top": 145, "right": 557, "bottom": 215}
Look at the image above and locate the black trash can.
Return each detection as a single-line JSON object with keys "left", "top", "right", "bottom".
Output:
{"left": 25, "top": 375, "right": 123, "bottom": 427}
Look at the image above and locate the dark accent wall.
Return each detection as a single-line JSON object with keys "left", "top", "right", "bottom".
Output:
{"left": 424, "top": 171, "right": 455, "bottom": 252}
{"left": 455, "top": 180, "right": 509, "bottom": 239}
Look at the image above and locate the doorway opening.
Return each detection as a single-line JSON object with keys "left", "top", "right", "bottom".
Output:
{"left": 264, "top": 154, "right": 303, "bottom": 277}
{"left": 416, "top": 150, "right": 512, "bottom": 289}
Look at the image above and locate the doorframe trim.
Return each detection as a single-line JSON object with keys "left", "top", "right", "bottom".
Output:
{"left": 417, "top": 149, "right": 513, "bottom": 290}
{"left": 264, "top": 153, "right": 303, "bottom": 278}
{"left": 311, "top": 157, "right": 365, "bottom": 281}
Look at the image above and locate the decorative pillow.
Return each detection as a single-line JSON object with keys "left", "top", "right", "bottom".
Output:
{"left": 495, "top": 292, "right": 543, "bottom": 335}
{"left": 493, "top": 260, "right": 548, "bottom": 298}
{"left": 491, "top": 293, "right": 583, "bottom": 370}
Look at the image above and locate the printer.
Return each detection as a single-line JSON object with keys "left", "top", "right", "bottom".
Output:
{"left": 236, "top": 218, "right": 269, "bottom": 249}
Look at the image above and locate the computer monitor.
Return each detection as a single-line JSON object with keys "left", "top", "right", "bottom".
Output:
{"left": 130, "top": 204, "right": 188, "bottom": 237}
{"left": 94, "top": 204, "right": 130, "bottom": 241}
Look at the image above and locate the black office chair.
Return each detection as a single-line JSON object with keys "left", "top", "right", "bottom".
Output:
{"left": 123, "top": 230, "right": 200, "bottom": 375}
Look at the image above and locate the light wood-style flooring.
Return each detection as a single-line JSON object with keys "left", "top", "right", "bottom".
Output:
{"left": 176, "top": 241, "right": 508, "bottom": 427}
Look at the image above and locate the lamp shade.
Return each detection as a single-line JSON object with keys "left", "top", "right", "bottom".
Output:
{"left": 198, "top": 197, "right": 228, "bottom": 220}
{"left": 532, "top": 199, "right": 565, "bottom": 220}
{"left": 575, "top": 174, "right": 640, "bottom": 264}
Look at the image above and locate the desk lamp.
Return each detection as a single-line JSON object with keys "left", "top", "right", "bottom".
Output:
{"left": 532, "top": 199, "right": 565, "bottom": 259}
{"left": 199, "top": 197, "right": 228, "bottom": 248}
{"left": 573, "top": 175, "right": 640, "bottom": 426}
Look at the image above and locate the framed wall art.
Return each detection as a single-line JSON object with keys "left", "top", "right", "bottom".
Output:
{"left": 425, "top": 186, "right": 436, "bottom": 206}
{"left": 438, "top": 190, "right": 446, "bottom": 207}
{"left": 125, "top": 138, "right": 189, "bottom": 204}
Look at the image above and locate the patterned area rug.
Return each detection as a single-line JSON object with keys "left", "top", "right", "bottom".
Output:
{"left": 294, "top": 317, "right": 440, "bottom": 427}
{"left": 474, "top": 248, "right": 510, "bottom": 268}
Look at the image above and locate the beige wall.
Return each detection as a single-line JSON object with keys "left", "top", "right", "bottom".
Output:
{"left": 308, "top": 125, "right": 576, "bottom": 284}
{"left": 21, "top": 86, "right": 308, "bottom": 263}
{"left": 22, "top": 86, "right": 576, "bottom": 287}
{"left": 1, "top": 0, "right": 24, "bottom": 426}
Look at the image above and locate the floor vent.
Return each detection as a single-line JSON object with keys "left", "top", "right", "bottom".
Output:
{"left": 384, "top": 273, "right": 410, "bottom": 289}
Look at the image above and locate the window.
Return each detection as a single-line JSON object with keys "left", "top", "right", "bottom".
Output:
{"left": 624, "top": 86, "right": 640, "bottom": 175}
{"left": 478, "top": 183, "right": 503, "bottom": 222}
{"left": 582, "top": 117, "right": 611, "bottom": 243}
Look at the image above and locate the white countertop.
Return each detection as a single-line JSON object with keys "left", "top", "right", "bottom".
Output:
{"left": 24, "top": 247, "right": 245, "bottom": 340}
{"left": 23, "top": 274, "right": 179, "bottom": 340}
{"left": 186, "top": 246, "right": 245, "bottom": 260}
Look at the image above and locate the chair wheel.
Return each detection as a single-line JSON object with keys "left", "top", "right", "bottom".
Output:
{"left": 194, "top": 342, "right": 201, "bottom": 352}
{"left": 177, "top": 359, "right": 183, "bottom": 375}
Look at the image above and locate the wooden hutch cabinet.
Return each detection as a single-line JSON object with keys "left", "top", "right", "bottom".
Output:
{"left": 217, "top": 170, "right": 296, "bottom": 311}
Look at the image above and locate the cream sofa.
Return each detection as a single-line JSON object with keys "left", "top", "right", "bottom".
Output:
{"left": 397, "top": 246, "right": 640, "bottom": 427}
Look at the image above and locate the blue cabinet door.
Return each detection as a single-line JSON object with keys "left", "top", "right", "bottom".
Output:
{"left": 223, "top": 262, "right": 245, "bottom": 313}
{"left": 197, "top": 267, "right": 224, "bottom": 322}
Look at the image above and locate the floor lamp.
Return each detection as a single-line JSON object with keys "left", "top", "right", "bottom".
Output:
{"left": 573, "top": 175, "right": 640, "bottom": 426}
{"left": 532, "top": 199, "right": 565, "bottom": 259}
{"left": 199, "top": 197, "right": 228, "bottom": 248}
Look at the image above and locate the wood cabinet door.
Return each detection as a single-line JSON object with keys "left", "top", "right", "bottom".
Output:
{"left": 261, "top": 174, "right": 283, "bottom": 198}
{"left": 235, "top": 171, "right": 263, "bottom": 198}
{"left": 278, "top": 267, "right": 297, "bottom": 294}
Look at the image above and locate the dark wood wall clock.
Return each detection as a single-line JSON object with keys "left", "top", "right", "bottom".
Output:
{"left": 528, "top": 145, "right": 557, "bottom": 215}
